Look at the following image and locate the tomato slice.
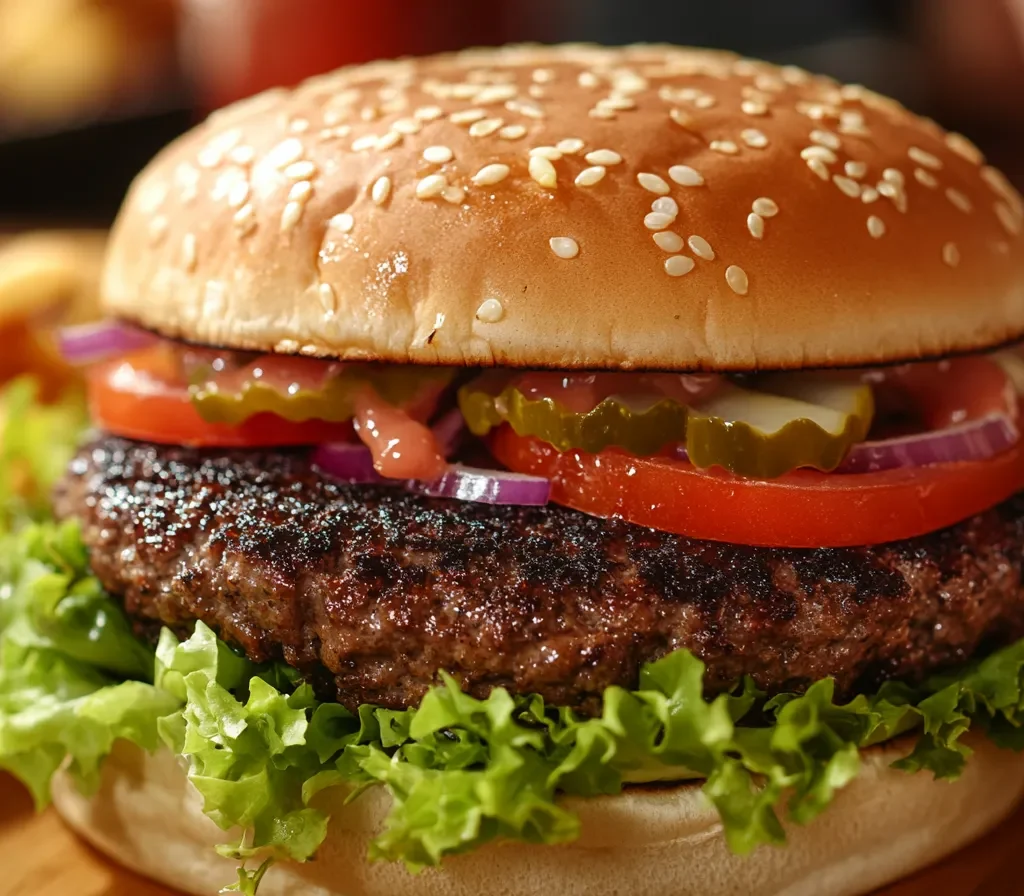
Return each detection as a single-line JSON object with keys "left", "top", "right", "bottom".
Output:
{"left": 488, "top": 425, "right": 1024, "bottom": 548}
{"left": 87, "top": 349, "right": 355, "bottom": 447}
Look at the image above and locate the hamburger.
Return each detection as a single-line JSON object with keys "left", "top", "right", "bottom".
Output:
{"left": 4, "top": 43, "right": 1024, "bottom": 896}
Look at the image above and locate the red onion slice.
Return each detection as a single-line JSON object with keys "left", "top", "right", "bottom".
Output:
{"left": 420, "top": 464, "right": 551, "bottom": 505}
{"left": 836, "top": 414, "right": 1019, "bottom": 473}
{"left": 58, "top": 321, "right": 157, "bottom": 364}
{"left": 312, "top": 443, "right": 550, "bottom": 505}
{"left": 311, "top": 442, "right": 383, "bottom": 483}
{"left": 431, "top": 408, "right": 465, "bottom": 458}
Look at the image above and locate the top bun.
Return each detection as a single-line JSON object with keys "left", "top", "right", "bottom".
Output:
{"left": 103, "top": 44, "right": 1024, "bottom": 370}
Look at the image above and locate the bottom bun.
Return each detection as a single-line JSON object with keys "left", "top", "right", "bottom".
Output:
{"left": 52, "top": 734, "right": 1024, "bottom": 896}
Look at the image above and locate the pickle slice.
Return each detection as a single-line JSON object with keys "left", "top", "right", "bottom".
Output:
{"left": 459, "top": 382, "right": 689, "bottom": 456}
{"left": 687, "top": 378, "right": 874, "bottom": 478}
{"left": 461, "top": 372, "right": 874, "bottom": 479}
{"left": 192, "top": 363, "right": 454, "bottom": 424}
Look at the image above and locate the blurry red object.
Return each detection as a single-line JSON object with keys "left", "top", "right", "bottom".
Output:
{"left": 182, "top": 0, "right": 505, "bottom": 110}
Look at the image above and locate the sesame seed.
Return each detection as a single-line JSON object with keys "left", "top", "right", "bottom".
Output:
{"left": 476, "top": 84, "right": 518, "bottom": 105}
{"left": 285, "top": 160, "right": 317, "bottom": 181}
{"left": 148, "top": 215, "right": 168, "bottom": 244}
{"left": 442, "top": 185, "right": 466, "bottom": 204}
{"left": 228, "top": 145, "right": 256, "bottom": 166}
{"left": 578, "top": 71, "right": 600, "bottom": 88}
{"left": 914, "top": 168, "right": 938, "bottom": 189}
{"left": 845, "top": 161, "right": 867, "bottom": 179}
{"left": 810, "top": 129, "right": 841, "bottom": 150}
{"left": 599, "top": 94, "right": 637, "bottom": 112}
{"left": 726, "top": 265, "right": 749, "bottom": 295}
{"left": 416, "top": 174, "right": 448, "bottom": 199}
{"left": 227, "top": 180, "right": 250, "bottom": 209}
{"left": 472, "top": 163, "right": 510, "bottom": 186}
{"left": 741, "top": 100, "right": 768, "bottom": 116}
{"left": 280, "top": 201, "right": 303, "bottom": 232}
{"left": 549, "top": 237, "right": 579, "bottom": 258}
{"left": 833, "top": 175, "right": 861, "bottom": 198}
{"left": 665, "top": 255, "right": 695, "bottom": 277}
{"left": 747, "top": 213, "right": 765, "bottom": 239}
{"left": 861, "top": 187, "right": 880, "bottom": 204}
{"left": 996, "top": 201, "right": 1022, "bottom": 236}
{"left": 644, "top": 212, "right": 674, "bottom": 231}
{"left": 741, "top": 129, "right": 768, "bottom": 149}
{"left": 638, "top": 172, "right": 670, "bottom": 195}
{"left": 669, "top": 108, "right": 694, "bottom": 128}
{"left": 415, "top": 105, "right": 444, "bottom": 121}
{"left": 908, "top": 146, "right": 942, "bottom": 170}
{"left": 289, "top": 180, "right": 313, "bottom": 202}
{"left": 329, "top": 213, "right": 354, "bottom": 234}
{"left": 530, "top": 145, "right": 563, "bottom": 160}
{"left": 867, "top": 215, "right": 885, "bottom": 238}
{"left": 694, "top": 94, "right": 717, "bottom": 109}
{"left": 710, "top": 140, "right": 739, "bottom": 155}
{"left": 943, "top": 242, "right": 960, "bottom": 267}
{"left": 752, "top": 197, "right": 779, "bottom": 217}
{"left": 476, "top": 298, "right": 504, "bottom": 322}
{"left": 781, "top": 64, "right": 810, "bottom": 84}
{"left": 371, "top": 176, "right": 391, "bottom": 205}
{"left": 946, "top": 188, "right": 973, "bottom": 213}
{"left": 499, "top": 124, "right": 527, "bottom": 140}
{"left": 528, "top": 155, "right": 557, "bottom": 188}
{"left": 575, "top": 166, "right": 606, "bottom": 187}
{"left": 807, "top": 158, "right": 830, "bottom": 180}
{"left": 450, "top": 108, "right": 486, "bottom": 124}
{"left": 267, "top": 137, "right": 305, "bottom": 168}
{"left": 668, "top": 165, "right": 704, "bottom": 187}
{"left": 392, "top": 117, "right": 423, "bottom": 135}
{"left": 982, "top": 167, "right": 1022, "bottom": 211}
{"left": 529, "top": 84, "right": 545, "bottom": 99}
{"left": 688, "top": 235, "right": 715, "bottom": 260}
{"left": 533, "top": 68, "right": 554, "bottom": 83}
{"left": 510, "top": 100, "right": 545, "bottom": 120}
{"left": 653, "top": 231, "right": 684, "bottom": 252}
{"left": 469, "top": 118, "right": 503, "bottom": 138}
{"left": 882, "top": 168, "right": 905, "bottom": 186}
{"left": 318, "top": 283, "right": 337, "bottom": 316}
{"left": 232, "top": 204, "right": 256, "bottom": 234}
{"left": 556, "top": 138, "right": 585, "bottom": 154}
{"left": 585, "top": 149, "right": 622, "bottom": 166}
{"left": 945, "top": 132, "right": 984, "bottom": 165}
{"left": 801, "top": 145, "right": 838, "bottom": 164}
{"left": 754, "top": 73, "right": 784, "bottom": 92}
{"left": 351, "top": 134, "right": 378, "bottom": 152}
{"left": 652, "top": 197, "right": 679, "bottom": 217}
{"left": 181, "top": 233, "right": 197, "bottom": 271}
{"left": 375, "top": 131, "right": 403, "bottom": 150}
{"left": 423, "top": 145, "right": 454, "bottom": 164}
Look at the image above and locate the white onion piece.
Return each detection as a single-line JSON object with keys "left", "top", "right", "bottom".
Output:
{"left": 58, "top": 321, "right": 157, "bottom": 364}
{"left": 836, "top": 414, "right": 1018, "bottom": 473}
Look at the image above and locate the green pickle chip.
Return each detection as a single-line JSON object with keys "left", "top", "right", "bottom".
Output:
{"left": 191, "top": 364, "right": 454, "bottom": 424}
{"left": 459, "top": 373, "right": 874, "bottom": 479}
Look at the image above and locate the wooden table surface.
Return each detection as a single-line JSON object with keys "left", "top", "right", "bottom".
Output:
{"left": 2, "top": 772, "right": 1023, "bottom": 896}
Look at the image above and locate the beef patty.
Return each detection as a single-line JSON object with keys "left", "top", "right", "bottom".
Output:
{"left": 54, "top": 437, "right": 1024, "bottom": 713}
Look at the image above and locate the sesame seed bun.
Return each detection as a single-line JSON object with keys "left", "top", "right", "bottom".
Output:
{"left": 102, "top": 44, "right": 1024, "bottom": 370}
{"left": 52, "top": 734, "right": 1024, "bottom": 896}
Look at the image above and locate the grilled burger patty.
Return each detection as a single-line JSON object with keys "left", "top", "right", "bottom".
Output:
{"left": 55, "top": 437, "right": 1024, "bottom": 713}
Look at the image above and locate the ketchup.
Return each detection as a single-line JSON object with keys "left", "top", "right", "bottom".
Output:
{"left": 353, "top": 387, "right": 447, "bottom": 481}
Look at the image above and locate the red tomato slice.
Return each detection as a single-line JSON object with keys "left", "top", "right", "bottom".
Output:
{"left": 488, "top": 425, "right": 1024, "bottom": 548}
{"left": 87, "top": 349, "right": 354, "bottom": 447}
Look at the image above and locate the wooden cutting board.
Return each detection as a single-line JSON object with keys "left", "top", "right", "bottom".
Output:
{"left": 2, "top": 771, "right": 1022, "bottom": 896}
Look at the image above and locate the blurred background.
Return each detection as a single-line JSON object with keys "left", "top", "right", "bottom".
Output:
{"left": 1, "top": 0, "right": 1023, "bottom": 393}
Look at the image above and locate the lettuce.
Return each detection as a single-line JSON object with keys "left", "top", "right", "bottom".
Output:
{"left": 4, "top": 520, "right": 1024, "bottom": 893}
{"left": 3, "top": 382, "right": 1024, "bottom": 892}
